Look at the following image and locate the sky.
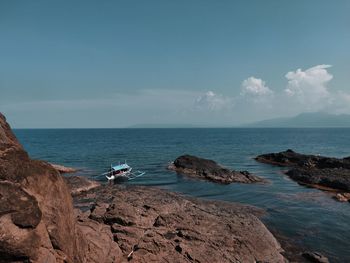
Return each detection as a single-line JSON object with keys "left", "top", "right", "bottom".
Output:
{"left": 1, "top": 0, "right": 350, "bottom": 128}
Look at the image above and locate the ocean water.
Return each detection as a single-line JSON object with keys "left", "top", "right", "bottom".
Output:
{"left": 14, "top": 128, "right": 350, "bottom": 262}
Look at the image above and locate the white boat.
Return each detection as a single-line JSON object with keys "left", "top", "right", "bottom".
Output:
{"left": 102, "top": 161, "right": 145, "bottom": 181}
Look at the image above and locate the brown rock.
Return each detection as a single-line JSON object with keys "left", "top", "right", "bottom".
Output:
{"left": 0, "top": 113, "right": 122, "bottom": 262}
{"left": 72, "top": 184, "right": 287, "bottom": 263}
{"left": 335, "top": 193, "right": 350, "bottom": 202}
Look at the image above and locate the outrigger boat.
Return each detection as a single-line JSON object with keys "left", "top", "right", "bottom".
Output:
{"left": 102, "top": 161, "right": 145, "bottom": 182}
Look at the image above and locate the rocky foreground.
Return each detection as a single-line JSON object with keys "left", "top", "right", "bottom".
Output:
{"left": 69, "top": 178, "right": 287, "bottom": 262}
{"left": 169, "top": 154, "right": 264, "bottom": 184}
{"left": 256, "top": 149, "right": 350, "bottom": 202}
{"left": 0, "top": 113, "right": 289, "bottom": 262}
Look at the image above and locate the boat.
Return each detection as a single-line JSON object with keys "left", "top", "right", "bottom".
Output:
{"left": 102, "top": 161, "right": 145, "bottom": 182}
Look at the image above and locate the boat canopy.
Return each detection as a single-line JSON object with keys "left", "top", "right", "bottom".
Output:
{"left": 112, "top": 163, "right": 130, "bottom": 171}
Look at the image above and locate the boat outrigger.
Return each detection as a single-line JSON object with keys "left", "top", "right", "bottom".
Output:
{"left": 102, "top": 161, "right": 145, "bottom": 182}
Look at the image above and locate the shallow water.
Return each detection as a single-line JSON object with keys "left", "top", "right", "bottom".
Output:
{"left": 14, "top": 128, "right": 350, "bottom": 262}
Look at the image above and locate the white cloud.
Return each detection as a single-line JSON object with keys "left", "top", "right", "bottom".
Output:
{"left": 284, "top": 65, "right": 333, "bottom": 110}
{"left": 194, "top": 91, "right": 232, "bottom": 111}
{"left": 241, "top": 77, "right": 273, "bottom": 97}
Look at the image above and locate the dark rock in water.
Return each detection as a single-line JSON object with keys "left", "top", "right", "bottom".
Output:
{"left": 286, "top": 168, "right": 350, "bottom": 192}
{"left": 256, "top": 149, "right": 350, "bottom": 199}
{"left": 0, "top": 113, "right": 122, "bottom": 262}
{"left": 256, "top": 149, "right": 350, "bottom": 169}
{"left": 70, "top": 183, "right": 287, "bottom": 263}
{"left": 169, "top": 154, "right": 264, "bottom": 184}
{"left": 302, "top": 251, "right": 329, "bottom": 263}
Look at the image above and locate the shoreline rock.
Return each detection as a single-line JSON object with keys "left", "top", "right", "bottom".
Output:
{"left": 50, "top": 163, "right": 78, "bottom": 174}
{"left": 70, "top": 181, "right": 287, "bottom": 262}
{"left": 169, "top": 154, "right": 264, "bottom": 184}
{"left": 256, "top": 149, "right": 350, "bottom": 202}
{"left": 64, "top": 175, "right": 101, "bottom": 196}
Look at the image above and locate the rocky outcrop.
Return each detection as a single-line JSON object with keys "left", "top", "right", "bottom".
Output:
{"left": 0, "top": 113, "right": 122, "bottom": 262}
{"left": 256, "top": 149, "right": 350, "bottom": 201}
{"left": 70, "top": 182, "right": 287, "bottom": 263}
{"left": 255, "top": 149, "right": 350, "bottom": 169}
{"left": 169, "top": 154, "right": 264, "bottom": 184}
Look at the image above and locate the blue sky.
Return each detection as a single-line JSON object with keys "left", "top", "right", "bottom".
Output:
{"left": 1, "top": 0, "right": 350, "bottom": 128}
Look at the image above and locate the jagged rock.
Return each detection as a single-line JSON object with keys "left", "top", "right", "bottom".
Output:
{"left": 70, "top": 184, "right": 287, "bottom": 263}
{"left": 0, "top": 113, "right": 122, "bottom": 262}
{"left": 168, "top": 154, "right": 264, "bottom": 184}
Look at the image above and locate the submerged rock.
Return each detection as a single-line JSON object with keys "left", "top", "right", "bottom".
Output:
{"left": 302, "top": 251, "right": 329, "bottom": 263}
{"left": 169, "top": 154, "right": 264, "bottom": 184}
{"left": 70, "top": 182, "right": 287, "bottom": 263}
{"left": 256, "top": 149, "right": 350, "bottom": 200}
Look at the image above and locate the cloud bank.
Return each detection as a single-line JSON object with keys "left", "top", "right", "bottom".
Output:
{"left": 195, "top": 64, "right": 350, "bottom": 123}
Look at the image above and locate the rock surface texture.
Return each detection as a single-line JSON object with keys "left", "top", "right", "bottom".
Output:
{"left": 0, "top": 113, "right": 122, "bottom": 263}
{"left": 71, "top": 182, "right": 287, "bottom": 263}
{"left": 169, "top": 154, "right": 264, "bottom": 184}
{"left": 256, "top": 149, "right": 350, "bottom": 201}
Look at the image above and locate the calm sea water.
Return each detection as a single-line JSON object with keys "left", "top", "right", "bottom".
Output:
{"left": 14, "top": 128, "right": 350, "bottom": 262}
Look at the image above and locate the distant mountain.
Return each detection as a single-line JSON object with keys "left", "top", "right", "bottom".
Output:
{"left": 127, "top": 123, "right": 203, "bottom": 128}
{"left": 246, "top": 112, "right": 350, "bottom": 128}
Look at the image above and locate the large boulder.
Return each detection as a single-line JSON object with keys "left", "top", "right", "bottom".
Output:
{"left": 0, "top": 113, "right": 122, "bottom": 262}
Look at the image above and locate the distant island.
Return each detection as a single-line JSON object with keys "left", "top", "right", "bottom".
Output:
{"left": 128, "top": 112, "right": 350, "bottom": 129}
{"left": 245, "top": 112, "right": 350, "bottom": 128}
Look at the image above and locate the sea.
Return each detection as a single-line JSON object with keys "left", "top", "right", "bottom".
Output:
{"left": 14, "top": 128, "right": 350, "bottom": 262}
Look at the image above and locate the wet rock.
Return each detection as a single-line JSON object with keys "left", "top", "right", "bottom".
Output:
{"left": 302, "top": 251, "right": 329, "bottom": 263}
{"left": 64, "top": 175, "right": 100, "bottom": 195}
{"left": 50, "top": 163, "right": 77, "bottom": 174}
{"left": 256, "top": 150, "right": 350, "bottom": 198}
{"left": 334, "top": 192, "right": 350, "bottom": 202}
{"left": 169, "top": 154, "right": 264, "bottom": 184}
{"left": 256, "top": 149, "right": 350, "bottom": 169}
{"left": 286, "top": 168, "right": 350, "bottom": 192}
